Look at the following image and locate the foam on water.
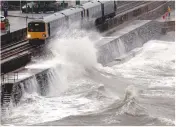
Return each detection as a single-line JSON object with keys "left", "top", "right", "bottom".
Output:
{"left": 111, "top": 39, "right": 175, "bottom": 125}
{"left": 112, "top": 39, "right": 175, "bottom": 99}
{"left": 2, "top": 28, "right": 174, "bottom": 126}
{"left": 2, "top": 29, "right": 117, "bottom": 125}
{"left": 2, "top": 82, "right": 115, "bottom": 125}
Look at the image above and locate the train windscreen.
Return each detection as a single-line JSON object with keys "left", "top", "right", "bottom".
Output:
{"left": 28, "top": 22, "right": 45, "bottom": 32}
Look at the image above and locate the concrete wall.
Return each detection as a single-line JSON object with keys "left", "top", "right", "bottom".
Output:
{"left": 97, "top": 1, "right": 174, "bottom": 65}
{"left": 161, "top": 21, "right": 175, "bottom": 34}
{"left": 1, "top": 69, "right": 49, "bottom": 105}
{"left": 97, "top": 20, "right": 163, "bottom": 65}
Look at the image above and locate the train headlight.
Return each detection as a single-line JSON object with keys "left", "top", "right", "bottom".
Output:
{"left": 42, "top": 34, "right": 46, "bottom": 37}
{"left": 27, "top": 34, "right": 31, "bottom": 38}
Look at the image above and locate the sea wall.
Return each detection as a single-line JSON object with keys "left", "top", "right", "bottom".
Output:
{"left": 97, "top": 20, "right": 163, "bottom": 65}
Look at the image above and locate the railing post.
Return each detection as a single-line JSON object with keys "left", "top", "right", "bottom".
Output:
{"left": 1, "top": 73, "right": 4, "bottom": 84}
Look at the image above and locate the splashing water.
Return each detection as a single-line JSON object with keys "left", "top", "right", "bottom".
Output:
{"left": 1, "top": 29, "right": 117, "bottom": 125}
{"left": 49, "top": 37, "right": 98, "bottom": 69}
{"left": 44, "top": 30, "right": 100, "bottom": 95}
{"left": 2, "top": 26, "right": 174, "bottom": 126}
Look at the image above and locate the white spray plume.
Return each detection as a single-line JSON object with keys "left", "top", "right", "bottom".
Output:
{"left": 49, "top": 30, "right": 99, "bottom": 77}
{"left": 45, "top": 29, "right": 101, "bottom": 95}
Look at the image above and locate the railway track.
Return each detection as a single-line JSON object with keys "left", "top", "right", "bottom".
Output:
{"left": 1, "top": 39, "right": 27, "bottom": 51}
{"left": 1, "top": 41, "right": 35, "bottom": 61}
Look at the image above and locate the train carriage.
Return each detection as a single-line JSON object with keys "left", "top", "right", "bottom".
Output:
{"left": 80, "top": 1, "right": 102, "bottom": 21}
{"left": 27, "top": 1, "right": 116, "bottom": 45}
{"left": 27, "top": 13, "right": 65, "bottom": 45}
{"left": 60, "top": 7, "right": 83, "bottom": 27}
{"left": 99, "top": 0, "right": 116, "bottom": 18}
{"left": 80, "top": 1, "right": 102, "bottom": 28}
{"left": 27, "top": 20, "right": 48, "bottom": 44}
{"left": 44, "top": 13, "right": 66, "bottom": 37}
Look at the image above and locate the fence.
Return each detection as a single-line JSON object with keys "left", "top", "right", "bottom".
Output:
{"left": 1, "top": 28, "right": 27, "bottom": 47}
{"left": 1, "top": 72, "right": 19, "bottom": 84}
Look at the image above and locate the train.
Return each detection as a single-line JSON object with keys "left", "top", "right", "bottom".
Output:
{"left": 27, "top": 1, "right": 117, "bottom": 45}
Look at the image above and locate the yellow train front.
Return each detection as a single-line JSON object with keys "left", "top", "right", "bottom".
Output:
{"left": 27, "top": 20, "right": 49, "bottom": 45}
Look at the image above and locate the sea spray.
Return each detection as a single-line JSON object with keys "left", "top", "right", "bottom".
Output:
{"left": 47, "top": 66, "right": 68, "bottom": 96}
{"left": 49, "top": 36, "right": 98, "bottom": 69}
{"left": 23, "top": 76, "right": 40, "bottom": 95}
{"left": 45, "top": 31, "right": 100, "bottom": 95}
{"left": 117, "top": 38, "right": 126, "bottom": 56}
{"left": 124, "top": 85, "right": 138, "bottom": 101}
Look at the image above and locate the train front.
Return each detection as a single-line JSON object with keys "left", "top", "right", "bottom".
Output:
{"left": 27, "top": 21, "right": 48, "bottom": 45}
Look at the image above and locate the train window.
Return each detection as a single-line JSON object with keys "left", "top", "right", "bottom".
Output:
{"left": 81, "top": 11, "right": 83, "bottom": 18}
{"left": 48, "top": 23, "right": 50, "bottom": 36}
{"left": 28, "top": 22, "right": 45, "bottom": 32}
{"left": 84, "top": 10, "right": 85, "bottom": 17}
{"left": 87, "top": 10, "right": 89, "bottom": 17}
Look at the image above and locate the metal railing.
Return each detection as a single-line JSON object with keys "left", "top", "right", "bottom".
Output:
{"left": 1, "top": 28, "right": 27, "bottom": 47}
{"left": 116, "top": 1, "right": 148, "bottom": 15}
{"left": 1, "top": 72, "right": 19, "bottom": 84}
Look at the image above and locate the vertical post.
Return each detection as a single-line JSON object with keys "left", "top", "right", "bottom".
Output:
{"left": 32, "top": 1, "right": 33, "bottom": 13}
{"left": 38, "top": 1, "right": 40, "bottom": 13}
{"left": 43, "top": 1, "right": 45, "bottom": 13}
{"left": 26, "top": 0, "right": 27, "bottom": 13}
{"left": 26, "top": 16, "right": 28, "bottom": 27}
{"left": 32, "top": 1, "right": 33, "bottom": 18}
{"left": 62, "top": 0, "right": 64, "bottom": 9}
{"left": 20, "top": 0, "right": 21, "bottom": 13}
{"left": 25, "top": 0, "right": 27, "bottom": 25}
{"left": 2, "top": 73, "right": 5, "bottom": 84}
{"left": 13, "top": 73, "right": 15, "bottom": 83}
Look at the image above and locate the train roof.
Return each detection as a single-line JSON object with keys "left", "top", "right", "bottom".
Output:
{"left": 98, "top": 0, "right": 113, "bottom": 4}
{"left": 60, "top": 7, "right": 83, "bottom": 16}
{"left": 28, "top": 20, "right": 45, "bottom": 23}
{"left": 43, "top": 13, "right": 65, "bottom": 23}
{"left": 80, "top": 1, "right": 101, "bottom": 9}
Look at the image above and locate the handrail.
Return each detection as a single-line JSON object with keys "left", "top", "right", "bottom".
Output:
{"left": 1, "top": 72, "right": 19, "bottom": 84}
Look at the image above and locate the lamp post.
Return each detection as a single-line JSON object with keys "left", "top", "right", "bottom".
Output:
{"left": 26, "top": 16, "right": 28, "bottom": 27}
{"left": 38, "top": 1, "right": 40, "bottom": 13}
{"left": 20, "top": 0, "right": 21, "bottom": 13}
{"left": 62, "top": 0, "right": 64, "bottom": 9}
{"left": 26, "top": 0, "right": 27, "bottom": 13}
{"left": 32, "top": 2, "right": 33, "bottom": 18}
{"left": 25, "top": 0, "right": 28, "bottom": 27}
